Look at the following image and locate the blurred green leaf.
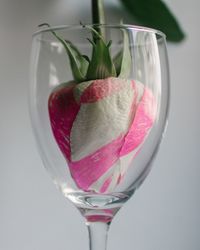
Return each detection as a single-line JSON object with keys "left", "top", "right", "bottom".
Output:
{"left": 119, "top": 0, "right": 185, "bottom": 42}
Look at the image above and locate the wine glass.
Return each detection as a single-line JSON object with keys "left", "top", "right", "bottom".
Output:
{"left": 29, "top": 24, "right": 169, "bottom": 250}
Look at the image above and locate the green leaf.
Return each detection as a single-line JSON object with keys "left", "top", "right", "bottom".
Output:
{"left": 119, "top": 0, "right": 185, "bottom": 42}
{"left": 39, "top": 23, "right": 89, "bottom": 82}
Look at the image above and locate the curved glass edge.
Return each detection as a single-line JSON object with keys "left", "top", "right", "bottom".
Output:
{"left": 33, "top": 23, "right": 166, "bottom": 40}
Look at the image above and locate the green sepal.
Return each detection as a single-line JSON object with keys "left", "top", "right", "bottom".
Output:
{"left": 65, "top": 40, "right": 89, "bottom": 79}
{"left": 85, "top": 26, "right": 116, "bottom": 80}
{"left": 113, "top": 51, "right": 123, "bottom": 76}
{"left": 114, "top": 28, "right": 131, "bottom": 78}
{"left": 86, "top": 39, "right": 117, "bottom": 80}
{"left": 39, "top": 23, "right": 89, "bottom": 83}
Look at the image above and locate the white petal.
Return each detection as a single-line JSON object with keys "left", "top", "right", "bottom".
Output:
{"left": 70, "top": 79, "right": 135, "bottom": 161}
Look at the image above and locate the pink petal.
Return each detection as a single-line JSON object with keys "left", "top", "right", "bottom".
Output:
{"left": 48, "top": 85, "right": 80, "bottom": 161}
{"left": 69, "top": 135, "right": 124, "bottom": 190}
{"left": 80, "top": 77, "right": 125, "bottom": 103}
{"left": 120, "top": 87, "right": 156, "bottom": 156}
{"left": 100, "top": 177, "right": 113, "bottom": 193}
{"left": 49, "top": 79, "right": 157, "bottom": 193}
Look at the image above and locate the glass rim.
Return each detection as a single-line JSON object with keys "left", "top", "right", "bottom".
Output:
{"left": 32, "top": 23, "right": 166, "bottom": 39}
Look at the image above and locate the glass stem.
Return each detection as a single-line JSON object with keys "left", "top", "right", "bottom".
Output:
{"left": 87, "top": 221, "right": 110, "bottom": 250}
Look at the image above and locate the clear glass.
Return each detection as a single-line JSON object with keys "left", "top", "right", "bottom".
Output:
{"left": 29, "top": 24, "right": 169, "bottom": 250}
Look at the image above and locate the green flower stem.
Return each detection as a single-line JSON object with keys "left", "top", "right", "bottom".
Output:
{"left": 92, "top": 0, "right": 105, "bottom": 39}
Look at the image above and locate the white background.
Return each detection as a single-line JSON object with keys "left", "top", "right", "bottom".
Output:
{"left": 0, "top": 0, "right": 199, "bottom": 249}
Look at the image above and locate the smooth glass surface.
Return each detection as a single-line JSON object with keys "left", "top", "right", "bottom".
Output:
{"left": 29, "top": 24, "right": 169, "bottom": 222}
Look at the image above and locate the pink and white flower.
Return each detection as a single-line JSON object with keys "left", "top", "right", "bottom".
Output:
{"left": 48, "top": 77, "right": 156, "bottom": 193}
